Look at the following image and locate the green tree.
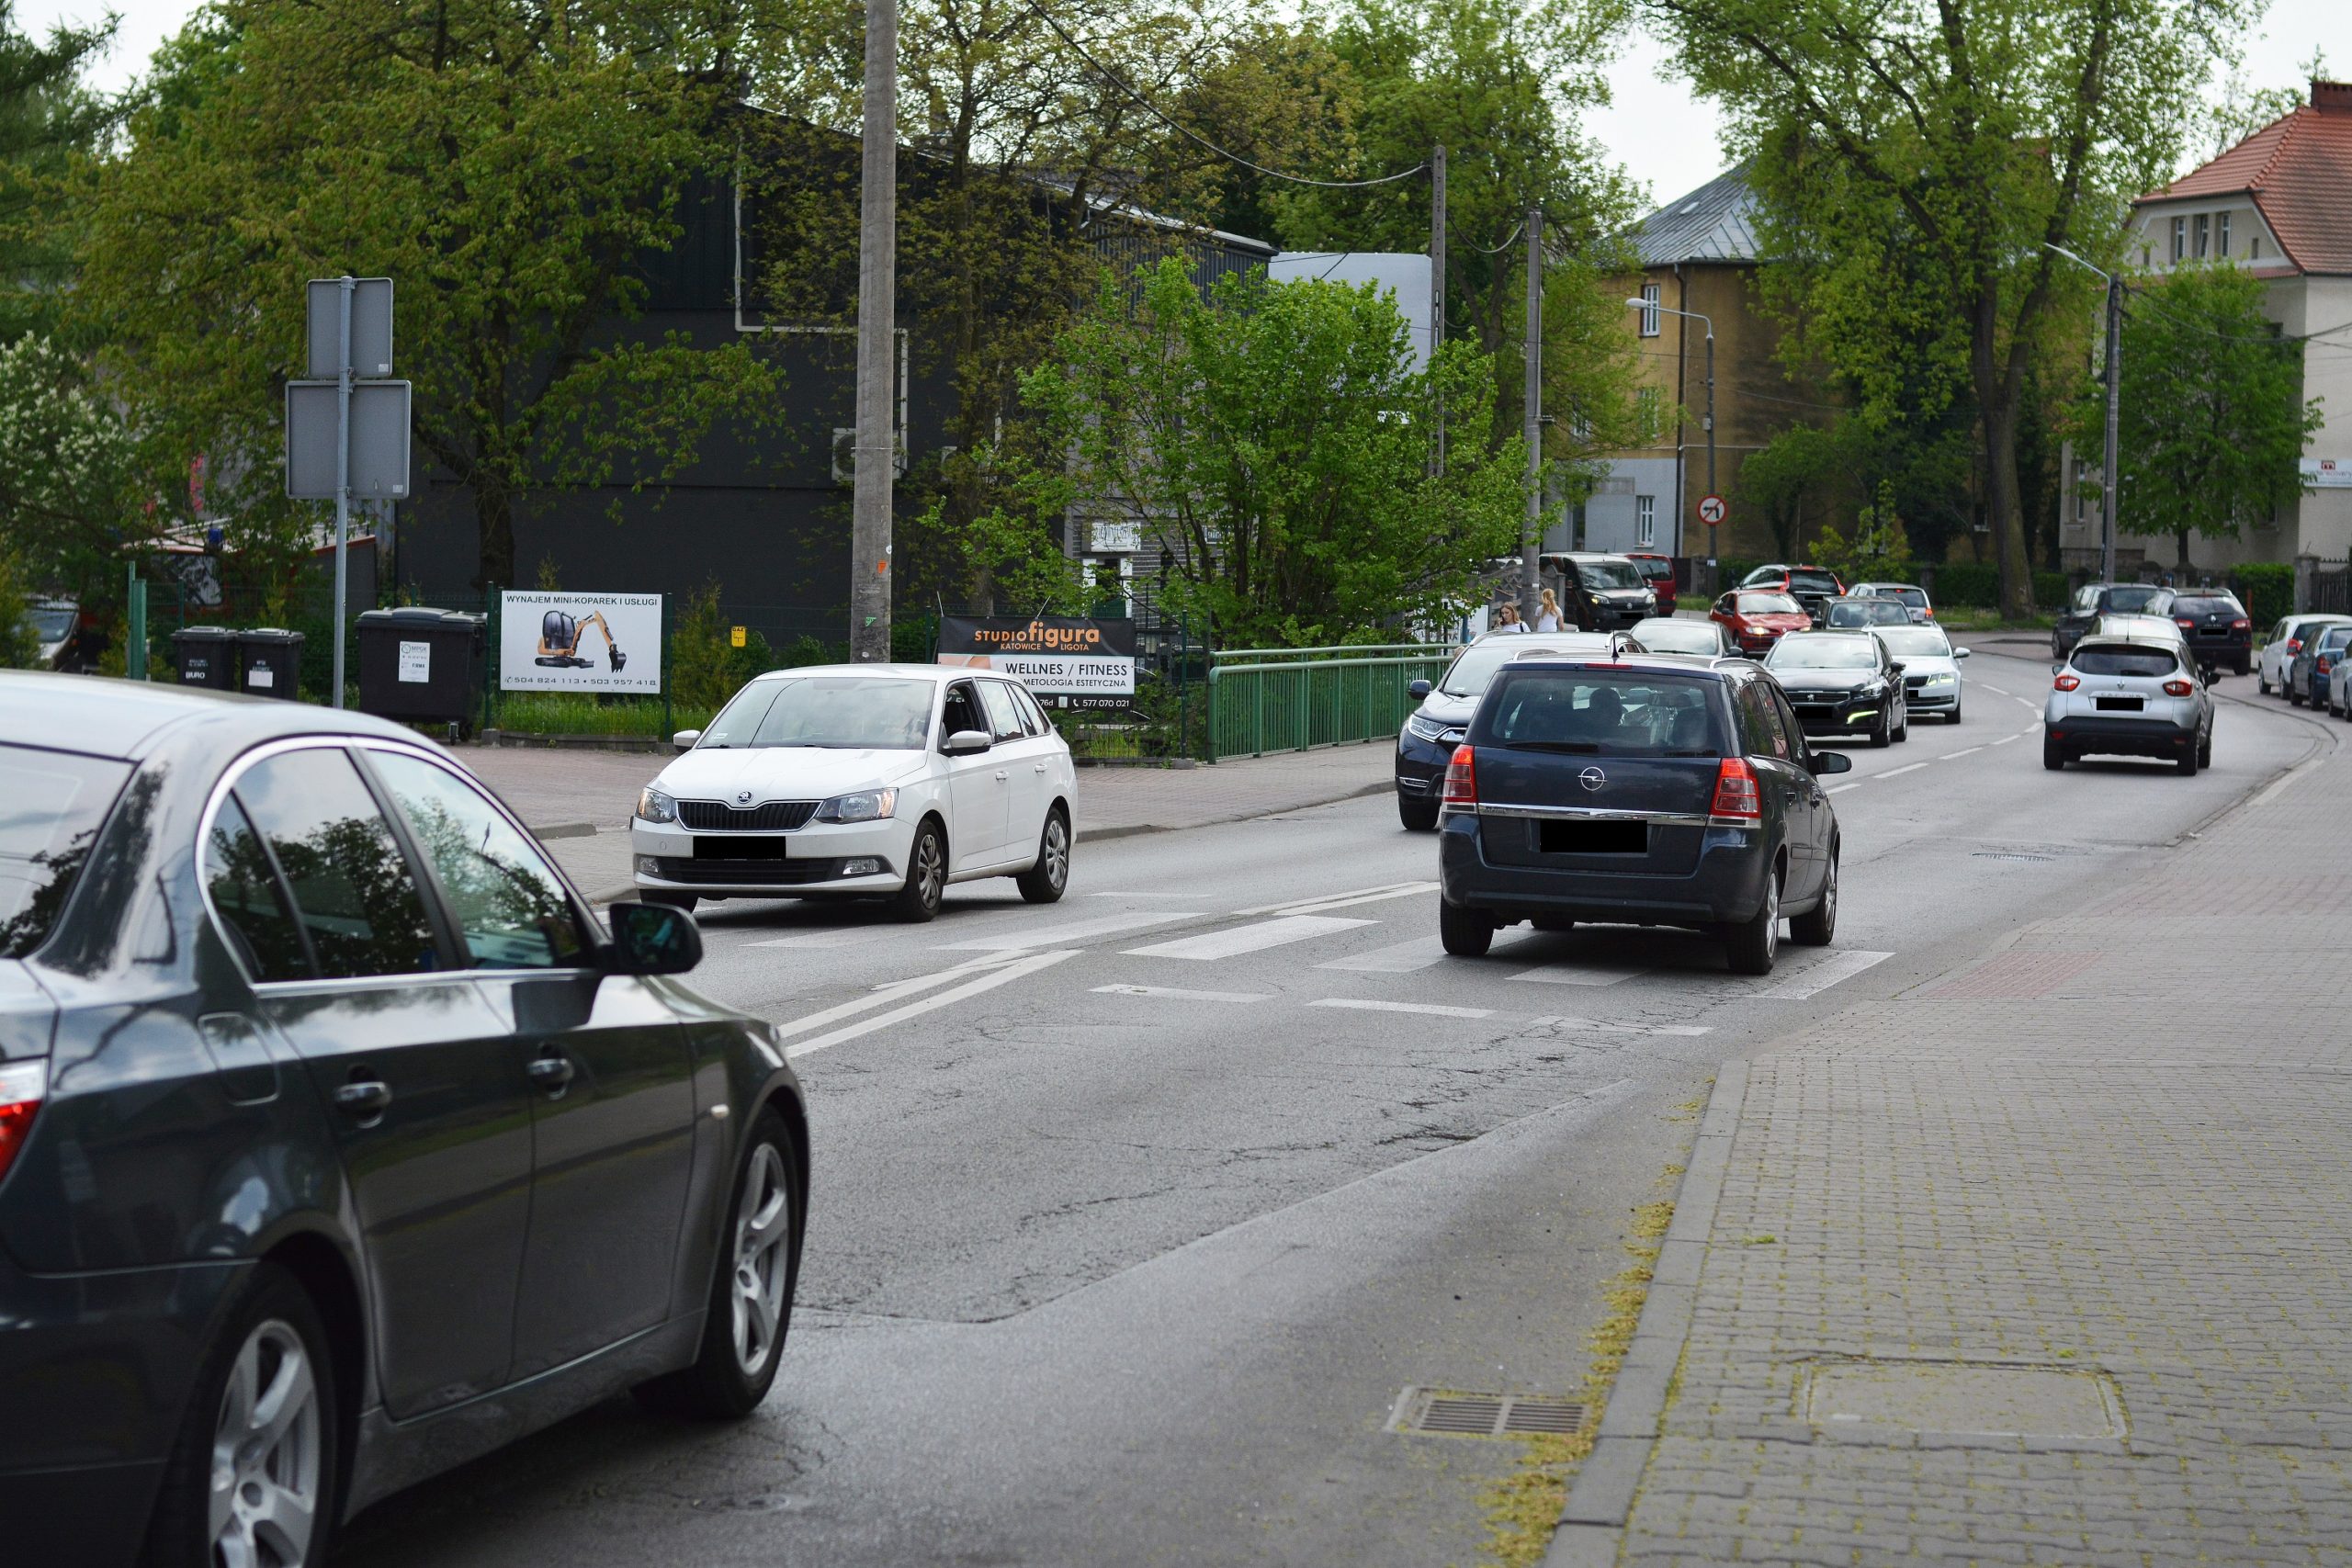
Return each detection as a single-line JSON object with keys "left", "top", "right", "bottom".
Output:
{"left": 77, "top": 0, "right": 786, "bottom": 591}
{"left": 1029, "top": 258, "right": 1524, "bottom": 646}
{"left": 1736, "top": 423, "right": 1846, "bottom": 558}
{"left": 0, "top": 331, "right": 139, "bottom": 598}
{"left": 0, "top": 1, "right": 116, "bottom": 344}
{"left": 1648, "top": 0, "right": 2246, "bottom": 616}
{"left": 1809, "top": 479, "right": 1913, "bottom": 581}
{"left": 2109, "top": 264, "right": 2318, "bottom": 567}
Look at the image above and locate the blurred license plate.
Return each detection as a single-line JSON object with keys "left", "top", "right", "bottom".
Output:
{"left": 1539, "top": 819, "right": 1647, "bottom": 855}
{"left": 695, "top": 835, "right": 790, "bottom": 859}
{"left": 2095, "top": 696, "right": 2143, "bottom": 712}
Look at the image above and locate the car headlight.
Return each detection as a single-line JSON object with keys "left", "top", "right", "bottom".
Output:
{"left": 1406, "top": 712, "right": 1451, "bottom": 743}
{"left": 1925, "top": 672, "right": 1955, "bottom": 685}
{"left": 815, "top": 787, "right": 897, "bottom": 824}
{"left": 637, "top": 786, "right": 677, "bottom": 824}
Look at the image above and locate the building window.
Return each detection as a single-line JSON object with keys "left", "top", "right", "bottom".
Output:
{"left": 1637, "top": 283, "right": 1661, "bottom": 337}
{"left": 1636, "top": 494, "right": 1657, "bottom": 547}
{"left": 2252, "top": 234, "right": 2263, "bottom": 260}
{"left": 1636, "top": 387, "right": 1661, "bottom": 441}
{"left": 2194, "top": 213, "right": 2210, "bottom": 258}
{"left": 2219, "top": 212, "right": 2232, "bottom": 257}
{"left": 2171, "top": 217, "right": 2185, "bottom": 263}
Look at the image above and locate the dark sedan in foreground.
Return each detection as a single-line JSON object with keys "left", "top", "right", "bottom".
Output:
{"left": 1435, "top": 653, "right": 1850, "bottom": 975}
{"left": 0, "top": 672, "right": 808, "bottom": 1568}
{"left": 1763, "top": 631, "right": 1911, "bottom": 747}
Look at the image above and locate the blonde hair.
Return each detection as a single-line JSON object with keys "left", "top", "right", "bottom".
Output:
{"left": 1539, "top": 588, "right": 1560, "bottom": 615}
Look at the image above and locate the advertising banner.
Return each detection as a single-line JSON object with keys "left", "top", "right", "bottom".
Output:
{"left": 499, "top": 592, "right": 662, "bottom": 694}
{"left": 937, "top": 615, "right": 1136, "bottom": 707}
{"left": 2302, "top": 457, "right": 2352, "bottom": 489}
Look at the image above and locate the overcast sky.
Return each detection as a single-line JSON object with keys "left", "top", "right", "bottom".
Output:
{"left": 22, "top": 0, "right": 2346, "bottom": 220}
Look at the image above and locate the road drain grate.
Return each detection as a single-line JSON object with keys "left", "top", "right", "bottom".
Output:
{"left": 1389, "top": 1386, "right": 1587, "bottom": 1438}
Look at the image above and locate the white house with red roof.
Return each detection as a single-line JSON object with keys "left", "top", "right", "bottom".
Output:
{"left": 2104, "top": 81, "right": 2352, "bottom": 572}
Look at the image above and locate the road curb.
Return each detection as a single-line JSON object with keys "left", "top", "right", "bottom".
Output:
{"left": 1072, "top": 780, "right": 1391, "bottom": 846}
{"left": 1544, "top": 1060, "right": 1752, "bottom": 1568}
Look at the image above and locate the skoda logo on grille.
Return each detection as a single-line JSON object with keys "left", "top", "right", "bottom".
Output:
{"left": 1578, "top": 767, "right": 1607, "bottom": 793}
{"left": 736, "top": 791, "right": 753, "bottom": 805}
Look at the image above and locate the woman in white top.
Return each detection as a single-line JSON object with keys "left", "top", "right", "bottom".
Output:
{"left": 1493, "top": 602, "right": 1526, "bottom": 633}
{"left": 1530, "top": 588, "right": 1565, "bottom": 632}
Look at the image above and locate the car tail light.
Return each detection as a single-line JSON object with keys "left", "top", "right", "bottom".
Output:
{"left": 1711, "top": 757, "right": 1760, "bottom": 819}
{"left": 2176, "top": 618, "right": 2197, "bottom": 628}
{"left": 2232, "top": 618, "right": 2250, "bottom": 630}
{"left": 2323, "top": 657, "right": 2335, "bottom": 676}
{"left": 1441, "top": 744, "right": 1477, "bottom": 808}
{"left": 2053, "top": 673, "right": 2080, "bottom": 692}
{"left": 0, "top": 1061, "right": 44, "bottom": 1186}
{"left": 2163, "top": 679, "right": 2194, "bottom": 696}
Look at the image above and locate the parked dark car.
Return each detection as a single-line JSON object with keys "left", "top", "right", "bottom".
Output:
{"left": 0, "top": 672, "right": 809, "bottom": 1568}
{"left": 1433, "top": 654, "right": 1850, "bottom": 975}
{"left": 1396, "top": 631, "right": 1638, "bottom": 829}
{"left": 1623, "top": 551, "right": 1679, "bottom": 615}
{"left": 1739, "top": 563, "right": 1846, "bottom": 624}
{"left": 2294, "top": 623, "right": 2352, "bottom": 707}
{"left": 2167, "top": 591, "right": 2252, "bottom": 676}
{"left": 2052, "top": 581, "right": 2176, "bottom": 659}
{"left": 1763, "top": 630, "right": 1911, "bottom": 747}
{"left": 1538, "top": 552, "right": 1657, "bottom": 630}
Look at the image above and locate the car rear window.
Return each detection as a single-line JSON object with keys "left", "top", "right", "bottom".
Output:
{"left": 0, "top": 745, "right": 132, "bottom": 957}
{"left": 1473, "top": 670, "right": 1724, "bottom": 755}
{"left": 1629, "top": 558, "right": 1674, "bottom": 581}
{"left": 2104, "top": 585, "right": 2169, "bottom": 614}
{"left": 1789, "top": 570, "right": 1841, "bottom": 594}
{"left": 2072, "top": 646, "right": 2178, "bottom": 677}
{"left": 2172, "top": 596, "right": 2241, "bottom": 616}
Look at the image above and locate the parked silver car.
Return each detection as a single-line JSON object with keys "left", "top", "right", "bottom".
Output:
{"left": 2260, "top": 614, "right": 2351, "bottom": 697}
{"left": 2043, "top": 634, "right": 2213, "bottom": 774}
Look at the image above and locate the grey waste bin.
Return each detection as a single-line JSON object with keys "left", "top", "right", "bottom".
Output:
{"left": 356, "top": 607, "right": 486, "bottom": 732}
{"left": 169, "top": 626, "right": 240, "bottom": 690}
{"left": 235, "top": 628, "right": 306, "bottom": 701}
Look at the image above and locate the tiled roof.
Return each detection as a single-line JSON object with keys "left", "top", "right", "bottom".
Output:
{"left": 2142, "top": 89, "right": 2352, "bottom": 275}
{"left": 1631, "top": 164, "right": 1759, "bottom": 265}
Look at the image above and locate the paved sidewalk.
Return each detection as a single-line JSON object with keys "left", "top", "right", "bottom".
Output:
{"left": 456, "top": 740, "right": 1394, "bottom": 900}
{"left": 1551, "top": 741, "right": 2352, "bottom": 1564}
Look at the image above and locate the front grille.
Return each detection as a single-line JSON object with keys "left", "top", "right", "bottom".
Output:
{"left": 679, "top": 799, "right": 817, "bottom": 831}
{"left": 650, "top": 856, "right": 848, "bottom": 886}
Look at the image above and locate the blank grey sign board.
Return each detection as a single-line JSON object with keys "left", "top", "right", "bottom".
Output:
{"left": 285, "top": 380, "right": 413, "bottom": 499}
{"left": 306, "top": 277, "right": 393, "bottom": 378}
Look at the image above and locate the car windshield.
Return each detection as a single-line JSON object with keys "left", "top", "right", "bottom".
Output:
{"left": 1439, "top": 637, "right": 1612, "bottom": 696}
{"left": 1767, "top": 637, "right": 1878, "bottom": 670}
{"left": 2320, "top": 627, "right": 2352, "bottom": 652}
{"left": 1474, "top": 670, "right": 1724, "bottom": 755}
{"left": 25, "top": 608, "right": 74, "bottom": 641}
{"left": 699, "top": 676, "right": 936, "bottom": 749}
{"left": 1576, "top": 558, "right": 1646, "bottom": 591}
{"left": 1874, "top": 626, "right": 1952, "bottom": 659}
{"left": 2104, "top": 585, "right": 2169, "bottom": 613}
{"left": 1871, "top": 586, "right": 1928, "bottom": 607}
{"left": 1734, "top": 592, "right": 1801, "bottom": 615}
{"left": 0, "top": 744, "right": 131, "bottom": 957}
{"left": 2073, "top": 646, "right": 2178, "bottom": 677}
{"left": 2173, "top": 596, "right": 2241, "bottom": 616}
{"left": 1790, "top": 570, "right": 1841, "bottom": 594}
{"left": 1631, "top": 619, "right": 1718, "bottom": 654}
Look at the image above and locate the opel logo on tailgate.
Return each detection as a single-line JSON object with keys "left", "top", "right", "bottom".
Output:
{"left": 1578, "top": 767, "right": 1607, "bottom": 792}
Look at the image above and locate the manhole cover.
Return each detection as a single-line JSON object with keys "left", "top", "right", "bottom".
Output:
{"left": 1388, "top": 1386, "right": 1587, "bottom": 1438}
{"left": 1802, "top": 1360, "right": 2125, "bottom": 1439}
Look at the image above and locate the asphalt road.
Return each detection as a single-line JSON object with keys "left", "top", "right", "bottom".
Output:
{"left": 335, "top": 649, "right": 2324, "bottom": 1568}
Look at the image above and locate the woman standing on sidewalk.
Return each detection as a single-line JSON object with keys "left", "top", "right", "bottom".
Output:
{"left": 1532, "top": 589, "right": 1565, "bottom": 632}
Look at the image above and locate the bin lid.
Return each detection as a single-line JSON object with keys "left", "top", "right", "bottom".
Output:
{"left": 170, "top": 625, "right": 236, "bottom": 639}
{"left": 236, "top": 627, "right": 307, "bottom": 644}
{"left": 356, "top": 607, "right": 486, "bottom": 629}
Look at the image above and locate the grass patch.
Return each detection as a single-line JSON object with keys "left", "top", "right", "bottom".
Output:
{"left": 490, "top": 694, "right": 714, "bottom": 737}
{"left": 1934, "top": 605, "right": 2054, "bottom": 632}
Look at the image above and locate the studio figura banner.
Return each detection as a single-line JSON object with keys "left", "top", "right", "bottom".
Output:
{"left": 936, "top": 615, "right": 1136, "bottom": 705}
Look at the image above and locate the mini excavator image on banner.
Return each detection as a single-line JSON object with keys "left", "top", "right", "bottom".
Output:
{"left": 535, "top": 608, "right": 628, "bottom": 671}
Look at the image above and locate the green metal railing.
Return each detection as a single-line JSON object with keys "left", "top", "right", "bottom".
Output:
{"left": 1204, "top": 644, "right": 1455, "bottom": 761}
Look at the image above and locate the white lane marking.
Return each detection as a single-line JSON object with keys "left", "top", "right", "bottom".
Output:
{"left": 1506, "top": 963, "right": 1648, "bottom": 987}
{"left": 1234, "top": 881, "right": 1432, "bottom": 917}
{"left": 2012, "top": 695, "right": 2039, "bottom": 709}
{"left": 1093, "top": 984, "right": 1271, "bottom": 1003}
{"left": 1309, "top": 998, "right": 1496, "bottom": 1019}
{"left": 1879, "top": 762, "right": 1928, "bottom": 778}
{"left": 1982, "top": 683, "right": 2010, "bottom": 695}
{"left": 748, "top": 928, "right": 895, "bottom": 949}
{"left": 765, "top": 953, "right": 1023, "bottom": 1040}
{"left": 1317, "top": 935, "right": 1452, "bottom": 973}
{"left": 939, "top": 909, "right": 1206, "bottom": 951}
{"left": 1826, "top": 781, "right": 1864, "bottom": 795}
{"left": 1751, "top": 949, "right": 1894, "bottom": 999}
{"left": 1989, "top": 731, "right": 2025, "bottom": 747}
{"left": 2251, "top": 756, "right": 2325, "bottom": 807}
{"left": 785, "top": 951, "right": 1076, "bottom": 1059}
{"left": 1125, "top": 914, "right": 1377, "bottom": 961}
{"left": 1942, "top": 746, "right": 1983, "bottom": 759}
{"left": 1528, "top": 1016, "right": 1713, "bottom": 1036}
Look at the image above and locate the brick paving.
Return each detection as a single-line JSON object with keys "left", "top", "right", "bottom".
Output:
{"left": 1559, "top": 747, "right": 2352, "bottom": 1564}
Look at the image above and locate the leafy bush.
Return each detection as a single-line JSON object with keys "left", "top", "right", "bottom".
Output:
{"left": 1928, "top": 562, "right": 1999, "bottom": 608}
{"left": 668, "top": 582, "right": 775, "bottom": 713}
{"left": 2233, "top": 562, "right": 2294, "bottom": 628}
{"left": 2033, "top": 571, "right": 2068, "bottom": 608}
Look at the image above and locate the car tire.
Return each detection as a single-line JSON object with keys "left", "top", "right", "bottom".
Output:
{"left": 147, "top": 1261, "right": 341, "bottom": 1568}
{"left": 633, "top": 1105, "right": 803, "bottom": 1419}
{"left": 889, "top": 818, "right": 946, "bottom": 922}
{"left": 1947, "top": 702, "right": 1963, "bottom": 724}
{"left": 1398, "top": 794, "right": 1441, "bottom": 832}
{"left": 1894, "top": 707, "right": 1910, "bottom": 742}
{"left": 1725, "top": 868, "right": 1781, "bottom": 976}
{"left": 2199, "top": 729, "right": 2213, "bottom": 767}
{"left": 2177, "top": 745, "right": 2200, "bottom": 776}
{"left": 2234, "top": 659, "right": 2251, "bottom": 677}
{"left": 1438, "top": 898, "right": 1493, "bottom": 957}
{"left": 1789, "top": 849, "right": 1836, "bottom": 946}
{"left": 2043, "top": 738, "right": 2065, "bottom": 771}
{"left": 2290, "top": 686, "right": 2305, "bottom": 705}
{"left": 2258, "top": 674, "right": 2271, "bottom": 694}
{"left": 642, "top": 890, "right": 697, "bottom": 912}
{"left": 1869, "top": 713, "right": 1891, "bottom": 749}
{"left": 1014, "top": 807, "right": 1071, "bottom": 904}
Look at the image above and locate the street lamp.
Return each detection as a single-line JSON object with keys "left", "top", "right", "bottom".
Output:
{"left": 2046, "top": 243, "right": 2120, "bottom": 586}
{"left": 1626, "top": 298, "right": 1713, "bottom": 561}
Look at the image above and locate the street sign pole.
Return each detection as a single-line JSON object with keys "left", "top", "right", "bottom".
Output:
{"left": 334, "top": 276, "right": 354, "bottom": 708}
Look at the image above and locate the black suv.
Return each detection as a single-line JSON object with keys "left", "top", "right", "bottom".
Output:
{"left": 2053, "top": 581, "right": 2176, "bottom": 659}
{"left": 1539, "top": 552, "right": 1658, "bottom": 629}
{"left": 2167, "top": 590, "right": 2252, "bottom": 675}
{"left": 0, "top": 673, "right": 809, "bottom": 1567}
{"left": 1433, "top": 654, "right": 1851, "bottom": 975}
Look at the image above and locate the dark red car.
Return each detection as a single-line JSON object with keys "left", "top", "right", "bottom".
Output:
{"left": 1625, "top": 552, "right": 1679, "bottom": 615}
{"left": 1739, "top": 563, "right": 1847, "bottom": 625}
{"left": 1712, "top": 589, "right": 1813, "bottom": 655}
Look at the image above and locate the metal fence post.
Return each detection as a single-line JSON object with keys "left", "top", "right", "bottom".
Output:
{"left": 125, "top": 564, "right": 147, "bottom": 681}
{"left": 661, "top": 592, "right": 673, "bottom": 739}
{"left": 481, "top": 589, "right": 499, "bottom": 736}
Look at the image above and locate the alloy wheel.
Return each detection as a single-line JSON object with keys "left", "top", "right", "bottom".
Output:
{"left": 913, "top": 831, "right": 944, "bottom": 911}
{"left": 1041, "top": 814, "right": 1069, "bottom": 892}
{"left": 210, "top": 1319, "right": 322, "bottom": 1568}
{"left": 1762, "top": 874, "right": 1780, "bottom": 964}
{"left": 731, "top": 1144, "right": 795, "bottom": 1378}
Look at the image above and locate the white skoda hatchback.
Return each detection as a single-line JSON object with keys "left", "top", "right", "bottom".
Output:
{"left": 630, "top": 665, "right": 1076, "bottom": 920}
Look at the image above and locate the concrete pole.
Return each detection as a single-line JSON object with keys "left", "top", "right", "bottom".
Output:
{"left": 1521, "top": 207, "right": 1543, "bottom": 616}
{"left": 333, "top": 275, "right": 353, "bottom": 707}
{"left": 1702, "top": 325, "right": 1716, "bottom": 566}
{"left": 850, "top": 0, "right": 898, "bottom": 661}
{"left": 1430, "top": 144, "right": 1446, "bottom": 475}
{"left": 2101, "top": 274, "right": 2121, "bottom": 585}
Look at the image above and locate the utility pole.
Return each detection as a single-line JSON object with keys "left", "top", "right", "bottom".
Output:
{"left": 1430, "top": 144, "right": 1446, "bottom": 474}
{"left": 2100, "top": 273, "right": 2121, "bottom": 585}
{"left": 333, "top": 276, "right": 353, "bottom": 706}
{"left": 849, "top": 0, "right": 898, "bottom": 661}
{"left": 1521, "top": 206, "right": 1543, "bottom": 617}
{"left": 1701, "top": 321, "right": 1716, "bottom": 569}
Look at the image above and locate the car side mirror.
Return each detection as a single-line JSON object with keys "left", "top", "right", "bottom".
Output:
{"left": 1955, "top": 648, "right": 1972, "bottom": 659}
{"left": 1408, "top": 679, "right": 1432, "bottom": 698}
{"left": 944, "top": 728, "right": 993, "bottom": 755}
{"left": 672, "top": 728, "right": 702, "bottom": 751}
{"left": 2052, "top": 662, "right": 2064, "bottom": 675}
{"left": 1887, "top": 661, "right": 1906, "bottom": 675}
{"left": 1811, "top": 750, "right": 1853, "bottom": 775}
{"left": 605, "top": 901, "right": 703, "bottom": 976}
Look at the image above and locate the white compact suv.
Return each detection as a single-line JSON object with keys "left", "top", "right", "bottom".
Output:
{"left": 2043, "top": 635, "right": 2213, "bottom": 775}
{"left": 631, "top": 664, "right": 1077, "bottom": 919}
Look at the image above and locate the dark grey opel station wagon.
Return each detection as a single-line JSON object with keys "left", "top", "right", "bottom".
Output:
{"left": 0, "top": 672, "right": 808, "bottom": 1567}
